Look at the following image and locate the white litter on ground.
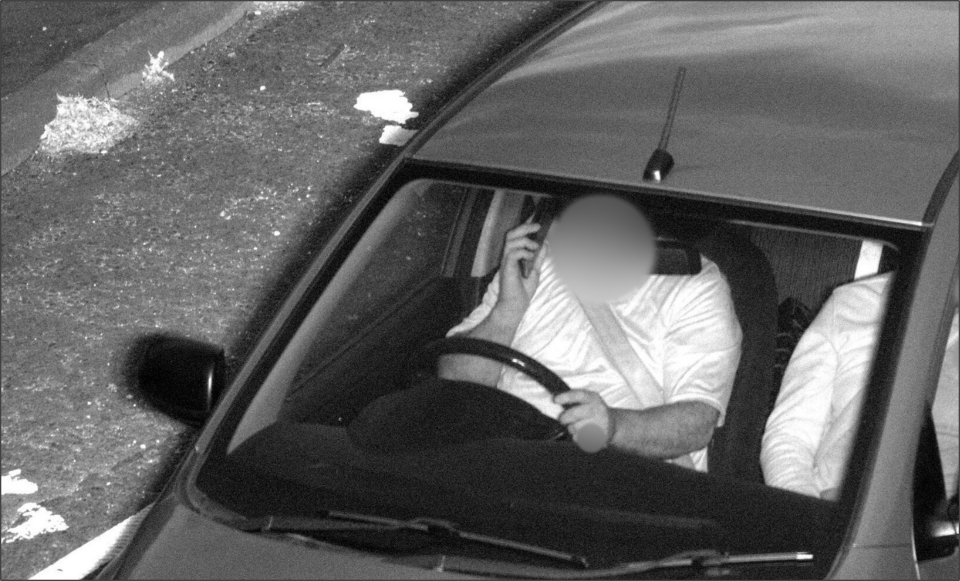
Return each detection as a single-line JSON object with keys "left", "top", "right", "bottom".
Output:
{"left": 39, "top": 94, "right": 138, "bottom": 157}
{"left": 354, "top": 90, "right": 419, "bottom": 124}
{"left": 1, "top": 469, "right": 39, "bottom": 495}
{"left": 2, "top": 503, "right": 68, "bottom": 544}
{"left": 379, "top": 124, "right": 417, "bottom": 146}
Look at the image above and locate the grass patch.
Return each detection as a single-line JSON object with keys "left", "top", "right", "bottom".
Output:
{"left": 141, "top": 50, "right": 175, "bottom": 87}
{"left": 253, "top": 1, "right": 306, "bottom": 15}
{"left": 38, "top": 95, "right": 138, "bottom": 157}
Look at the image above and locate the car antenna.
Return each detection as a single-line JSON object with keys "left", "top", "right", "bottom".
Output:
{"left": 643, "top": 66, "right": 686, "bottom": 183}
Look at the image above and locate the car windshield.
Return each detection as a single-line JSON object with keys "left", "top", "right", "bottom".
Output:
{"left": 193, "top": 176, "right": 921, "bottom": 576}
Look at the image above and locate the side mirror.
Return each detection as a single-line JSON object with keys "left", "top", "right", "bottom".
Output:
{"left": 138, "top": 336, "right": 226, "bottom": 425}
{"left": 914, "top": 407, "right": 959, "bottom": 560}
{"left": 920, "top": 493, "right": 960, "bottom": 556}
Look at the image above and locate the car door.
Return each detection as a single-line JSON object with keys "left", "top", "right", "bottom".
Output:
{"left": 830, "top": 156, "right": 958, "bottom": 578}
{"left": 916, "top": 174, "right": 960, "bottom": 580}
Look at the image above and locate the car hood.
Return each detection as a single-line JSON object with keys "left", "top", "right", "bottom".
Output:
{"left": 100, "top": 495, "right": 476, "bottom": 580}
{"left": 413, "top": 1, "right": 959, "bottom": 225}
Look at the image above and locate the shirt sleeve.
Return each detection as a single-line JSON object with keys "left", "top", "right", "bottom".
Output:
{"left": 761, "top": 298, "right": 839, "bottom": 498}
{"left": 660, "top": 263, "right": 743, "bottom": 425}
{"left": 446, "top": 271, "right": 501, "bottom": 337}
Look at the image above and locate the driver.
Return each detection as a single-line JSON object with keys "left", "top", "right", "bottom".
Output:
{"left": 438, "top": 195, "right": 742, "bottom": 471}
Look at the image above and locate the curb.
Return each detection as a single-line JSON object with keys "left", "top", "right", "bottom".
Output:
{"left": 1, "top": 1, "right": 254, "bottom": 176}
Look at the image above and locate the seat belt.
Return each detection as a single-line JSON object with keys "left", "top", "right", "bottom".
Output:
{"left": 578, "top": 301, "right": 697, "bottom": 470}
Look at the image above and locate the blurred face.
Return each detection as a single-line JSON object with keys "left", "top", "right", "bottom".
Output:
{"left": 549, "top": 194, "right": 657, "bottom": 304}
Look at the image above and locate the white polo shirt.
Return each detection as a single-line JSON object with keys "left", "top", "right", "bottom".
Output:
{"left": 447, "top": 245, "right": 743, "bottom": 472}
{"left": 762, "top": 272, "right": 960, "bottom": 498}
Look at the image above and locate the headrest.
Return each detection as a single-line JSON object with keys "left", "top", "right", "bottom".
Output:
{"left": 526, "top": 196, "right": 700, "bottom": 276}
{"left": 654, "top": 237, "right": 701, "bottom": 275}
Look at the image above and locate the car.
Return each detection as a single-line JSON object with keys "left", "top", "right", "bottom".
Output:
{"left": 97, "top": 1, "right": 959, "bottom": 579}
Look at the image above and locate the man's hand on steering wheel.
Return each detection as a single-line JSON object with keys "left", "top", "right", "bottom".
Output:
{"left": 555, "top": 390, "right": 615, "bottom": 451}
{"left": 422, "top": 337, "right": 612, "bottom": 453}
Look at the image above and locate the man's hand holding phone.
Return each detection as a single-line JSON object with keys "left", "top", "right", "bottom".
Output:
{"left": 493, "top": 223, "right": 545, "bottom": 324}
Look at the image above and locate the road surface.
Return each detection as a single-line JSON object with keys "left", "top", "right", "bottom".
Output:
{"left": 1, "top": 1, "right": 153, "bottom": 98}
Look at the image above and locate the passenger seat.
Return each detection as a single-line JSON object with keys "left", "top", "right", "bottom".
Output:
{"left": 695, "top": 226, "right": 778, "bottom": 483}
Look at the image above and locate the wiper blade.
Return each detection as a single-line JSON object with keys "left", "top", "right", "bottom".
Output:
{"left": 235, "top": 510, "right": 589, "bottom": 568}
{"left": 395, "top": 550, "right": 814, "bottom": 579}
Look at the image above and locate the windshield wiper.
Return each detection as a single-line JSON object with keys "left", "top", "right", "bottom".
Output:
{"left": 392, "top": 550, "right": 814, "bottom": 579}
{"left": 234, "top": 509, "right": 589, "bottom": 569}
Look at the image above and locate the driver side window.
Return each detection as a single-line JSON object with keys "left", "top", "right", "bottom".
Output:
{"left": 281, "top": 181, "right": 474, "bottom": 424}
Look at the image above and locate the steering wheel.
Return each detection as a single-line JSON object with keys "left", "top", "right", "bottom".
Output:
{"left": 348, "top": 337, "right": 573, "bottom": 453}
{"left": 417, "top": 337, "right": 613, "bottom": 453}
{"left": 417, "top": 336, "right": 571, "bottom": 397}
{"left": 416, "top": 337, "right": 577, "bottom": 444}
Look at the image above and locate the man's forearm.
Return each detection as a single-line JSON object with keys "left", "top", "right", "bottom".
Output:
{"left": 437, "top": 306, "right": 524, "bottom": 387}
{"left": 608, "top": 401, "right": 719, "bottom": 459}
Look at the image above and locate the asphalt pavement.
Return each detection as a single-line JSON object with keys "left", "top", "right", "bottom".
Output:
{"left": 0, "top": 1, "right": 154, "bottom": 99}
{"left": 1, "top": 1, "right": 252, "bottom": 175}
{"left": 0, "top": 2, "right": 567, "bottom": 578}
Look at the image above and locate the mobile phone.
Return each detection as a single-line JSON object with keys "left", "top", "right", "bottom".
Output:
{"left": 520, "top": 197, "right": 559, "bottom": 278}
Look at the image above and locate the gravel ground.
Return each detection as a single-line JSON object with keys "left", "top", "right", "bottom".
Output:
{"left": 0, "top": 2, "right": 573, "bottom": 577}
{"left": 0, "top": 1, "right": 154, "bottom": 98}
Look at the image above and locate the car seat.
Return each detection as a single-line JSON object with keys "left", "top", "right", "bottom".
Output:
{"left": 692, "top": 226, "right": 778, "bottom": 483}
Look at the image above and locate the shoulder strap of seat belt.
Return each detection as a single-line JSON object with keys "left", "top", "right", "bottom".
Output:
{"left": 578, "top": 301, "right": 696, "bottom": 470}
{"left": 579, "top": 302, "right": 659, "bottom": 408}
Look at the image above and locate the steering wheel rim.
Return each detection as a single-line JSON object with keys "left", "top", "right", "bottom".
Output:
{"left": 417, "top": 336, "right": 571, "bottom": 397}
{"left": 343, "top": 336, "right": 574, "bottom": 452}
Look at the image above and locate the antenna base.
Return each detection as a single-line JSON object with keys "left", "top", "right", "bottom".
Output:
{"left": 642, "top": 148, "right": 674, "bottom": 183}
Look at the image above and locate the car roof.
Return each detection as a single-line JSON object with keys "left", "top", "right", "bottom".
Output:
{"left": 412, "top": 1, "right": 959, "bottom": 226}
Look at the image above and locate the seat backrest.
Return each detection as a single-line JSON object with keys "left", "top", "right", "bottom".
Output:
{"left": 694, "top": 226, "right": 778, "bottom": 483}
